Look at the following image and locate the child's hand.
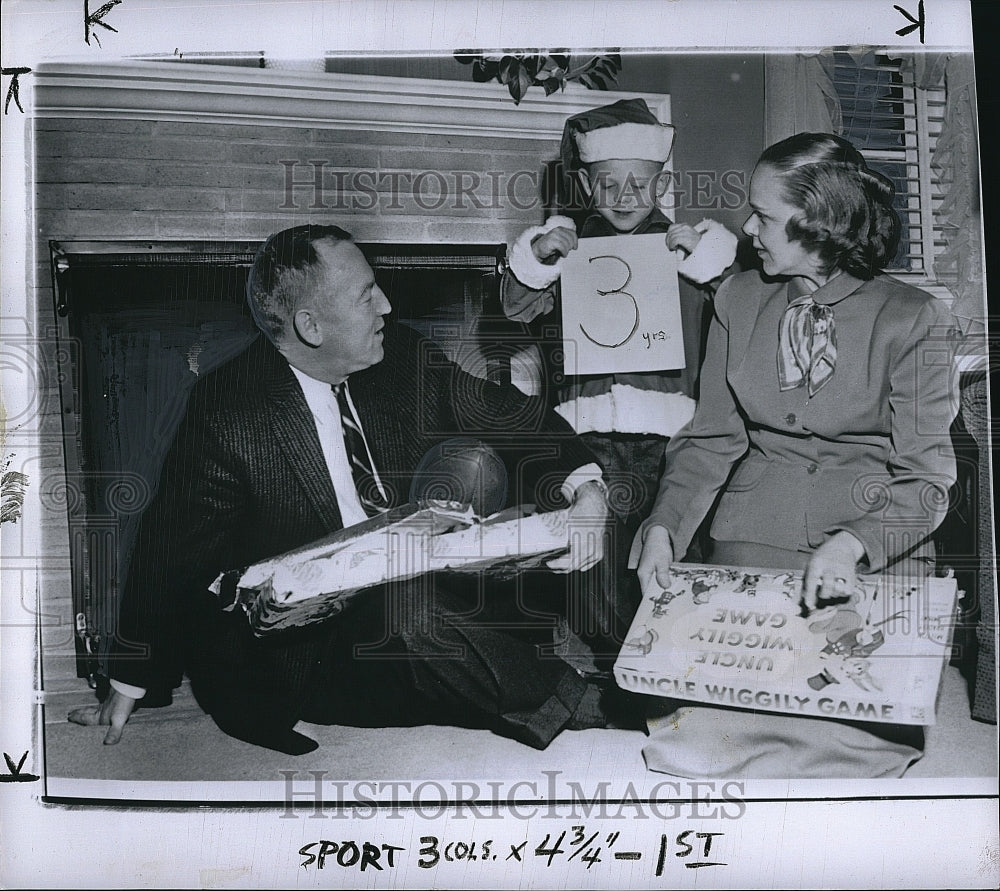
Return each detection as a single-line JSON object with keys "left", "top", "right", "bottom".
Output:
{"left": 666, "top": 223, "right": 702, "bottom": 256}
{"left": 531, "top": 226, "right": 578, "bottom": 265}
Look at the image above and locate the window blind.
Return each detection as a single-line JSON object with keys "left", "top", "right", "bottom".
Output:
{"left": 830, "top": 51, "right": 947, "bottom": 280}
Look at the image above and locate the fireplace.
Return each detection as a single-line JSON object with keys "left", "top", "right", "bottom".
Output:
{"left": 50, "top": 238, "right": 527, "bottom": 683}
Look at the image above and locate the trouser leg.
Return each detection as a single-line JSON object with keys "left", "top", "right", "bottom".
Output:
{"left": 571, "top": 433, "right": 662, "bottom": 660}
{"left": 301, "top": 574, "right": 589, "bottom": 749}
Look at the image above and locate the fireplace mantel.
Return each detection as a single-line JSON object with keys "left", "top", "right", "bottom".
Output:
{"left": 33, "top": 60, "right": 671, "bottom": 139}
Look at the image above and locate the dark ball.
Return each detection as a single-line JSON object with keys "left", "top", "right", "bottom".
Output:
{"left": 409, "top": 437, "right": 508, "bottom": 517}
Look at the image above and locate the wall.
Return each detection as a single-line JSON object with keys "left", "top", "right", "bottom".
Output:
{"left": 617, "top": 54, "right": 765, "bottom": 235}
{"left": 33, "top": 122, "right": 557, "bottom": 246}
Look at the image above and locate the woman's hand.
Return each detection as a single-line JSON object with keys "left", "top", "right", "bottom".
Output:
{"left": 628, "top": 524, "right": 674, "bottom": 597}
{"left": 666, "top": 223, "right": 702, "bottom": 256}
{"left": 802, "top": 530, "right": 867, "bottom": 613}
{"left": 530, "top": 226, "right": 578, "bottom": 265}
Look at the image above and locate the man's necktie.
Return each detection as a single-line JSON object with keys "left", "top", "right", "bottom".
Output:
{"left": 333, "top": 382, "right": 390, "bottom": 516}
{"left": 777, "top": 296, "right": 838, "bottom": 397}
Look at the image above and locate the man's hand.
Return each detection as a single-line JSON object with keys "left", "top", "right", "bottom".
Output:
{"left": 547, "top": 479, "right": 608, "bottom": 574}
{"left": 628, "top": 524, "right": 674, "bottom": 597}
{"left": 68, "top": 687, "right": 138, "bottom": 745}
{"left": 802, "top": 530, "right": 867, "bottom": 613}
{"left": 531, "top": 226, "right": 578, "bottom": 265}
{"left": 666, "top": 223, "right": 702, "bottom": 256}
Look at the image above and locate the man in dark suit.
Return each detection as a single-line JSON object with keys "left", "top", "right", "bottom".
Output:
{"left": 69, "top": 225, "right": 628, "bottom": 754}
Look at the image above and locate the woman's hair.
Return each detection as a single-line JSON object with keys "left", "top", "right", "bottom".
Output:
{"left": 758, "top": 132, "right": 901, "bottom": 279}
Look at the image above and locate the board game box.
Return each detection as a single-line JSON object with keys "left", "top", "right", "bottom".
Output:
{"left": 614, "top": 564, "right": 960, "bottom": 725}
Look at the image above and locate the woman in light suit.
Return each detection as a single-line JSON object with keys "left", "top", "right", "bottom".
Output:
{"left": 628, "top": 132, "right": 961, "bottom": 778}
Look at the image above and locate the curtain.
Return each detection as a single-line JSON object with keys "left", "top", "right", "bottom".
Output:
{"left": 763, "top": 53, "right": 841, "bottom": 145}
{"left": 927, "top": 55, "right": 985, "bottom": 350}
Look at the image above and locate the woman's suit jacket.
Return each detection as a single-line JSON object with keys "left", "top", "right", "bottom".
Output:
{"left": 110, "top": 322, "right": 597, "bottom": 741}
{"left": 645, "top": 269, "right": 960, "bottom": 571}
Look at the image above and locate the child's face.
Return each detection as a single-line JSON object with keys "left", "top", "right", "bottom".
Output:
{"left": 580, "top": 159, "right": 667, "bottom": 233}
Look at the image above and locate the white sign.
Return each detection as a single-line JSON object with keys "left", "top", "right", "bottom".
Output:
{"left": 560, "top": 233, "right": 685, "bottom": 376}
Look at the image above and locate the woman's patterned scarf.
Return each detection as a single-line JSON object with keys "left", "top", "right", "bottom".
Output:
{"left": 777, "top": 296, "right": 837, "bottom": 397}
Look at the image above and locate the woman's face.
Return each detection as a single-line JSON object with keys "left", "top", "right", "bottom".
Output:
{"left": 743, "top": 164, "right": 826, "bottom": 283}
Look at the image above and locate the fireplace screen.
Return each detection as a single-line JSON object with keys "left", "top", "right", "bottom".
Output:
{"left": 50, "top": 240, "right": 512, "bottom": 685}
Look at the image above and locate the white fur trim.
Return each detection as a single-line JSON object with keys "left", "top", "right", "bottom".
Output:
{"left": 556, "top": 392, "right": 614, "bottom": 434}
{"left": 506, "top": 215, "right": 576, "bottom": 290}
{"left": 559, "top": 463, "right": 605, "bottom": 502}
{"left": 576, "top": 122, "right": 675, "bottom": 163}
{"left": 556, "top": 384, "right": 696, "bottom": 437}
{"left": 677, "top": 218, "right": 739, "bottom": 285}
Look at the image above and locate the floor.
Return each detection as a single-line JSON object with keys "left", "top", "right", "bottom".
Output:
{"left": 42, "top": 663, "right": 998, "bottom": 803}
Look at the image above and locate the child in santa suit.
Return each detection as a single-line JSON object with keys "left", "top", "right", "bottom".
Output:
{"left": 502, "top": 97, "right": 738, "bottom": 540}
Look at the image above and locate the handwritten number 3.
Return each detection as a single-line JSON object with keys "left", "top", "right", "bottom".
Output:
{"left": 579, "top": 255, "right": 639, "bottom": 349}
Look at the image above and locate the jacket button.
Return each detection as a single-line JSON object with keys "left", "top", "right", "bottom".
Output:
{"left": 807, "top": 463, "right": 818, "bottom": 474}
{"left": 784, "top": 413, "right": 797, "bottom": 425}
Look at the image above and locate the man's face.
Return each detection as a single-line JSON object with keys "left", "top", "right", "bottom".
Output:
{"left": 307, "top": 239, "right": 392, "bottom": 379}
{"left": 581, "top": 158, "right": 667, "bottom": 233}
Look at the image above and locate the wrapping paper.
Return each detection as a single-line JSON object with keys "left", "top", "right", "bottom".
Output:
{"left": 211, "top": 501, "right": 570, "bottom": 636}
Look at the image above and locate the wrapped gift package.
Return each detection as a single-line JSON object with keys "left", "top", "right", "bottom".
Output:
{"left": 614, "top": 564, "right": 960, "bottom": 725}
{"left": 211, "top": 500, "right": 571, "bottom": 636}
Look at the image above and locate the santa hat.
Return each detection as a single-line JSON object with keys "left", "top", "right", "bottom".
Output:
{"left": 560, "top": 98, "right": 675, "bottom": 171}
